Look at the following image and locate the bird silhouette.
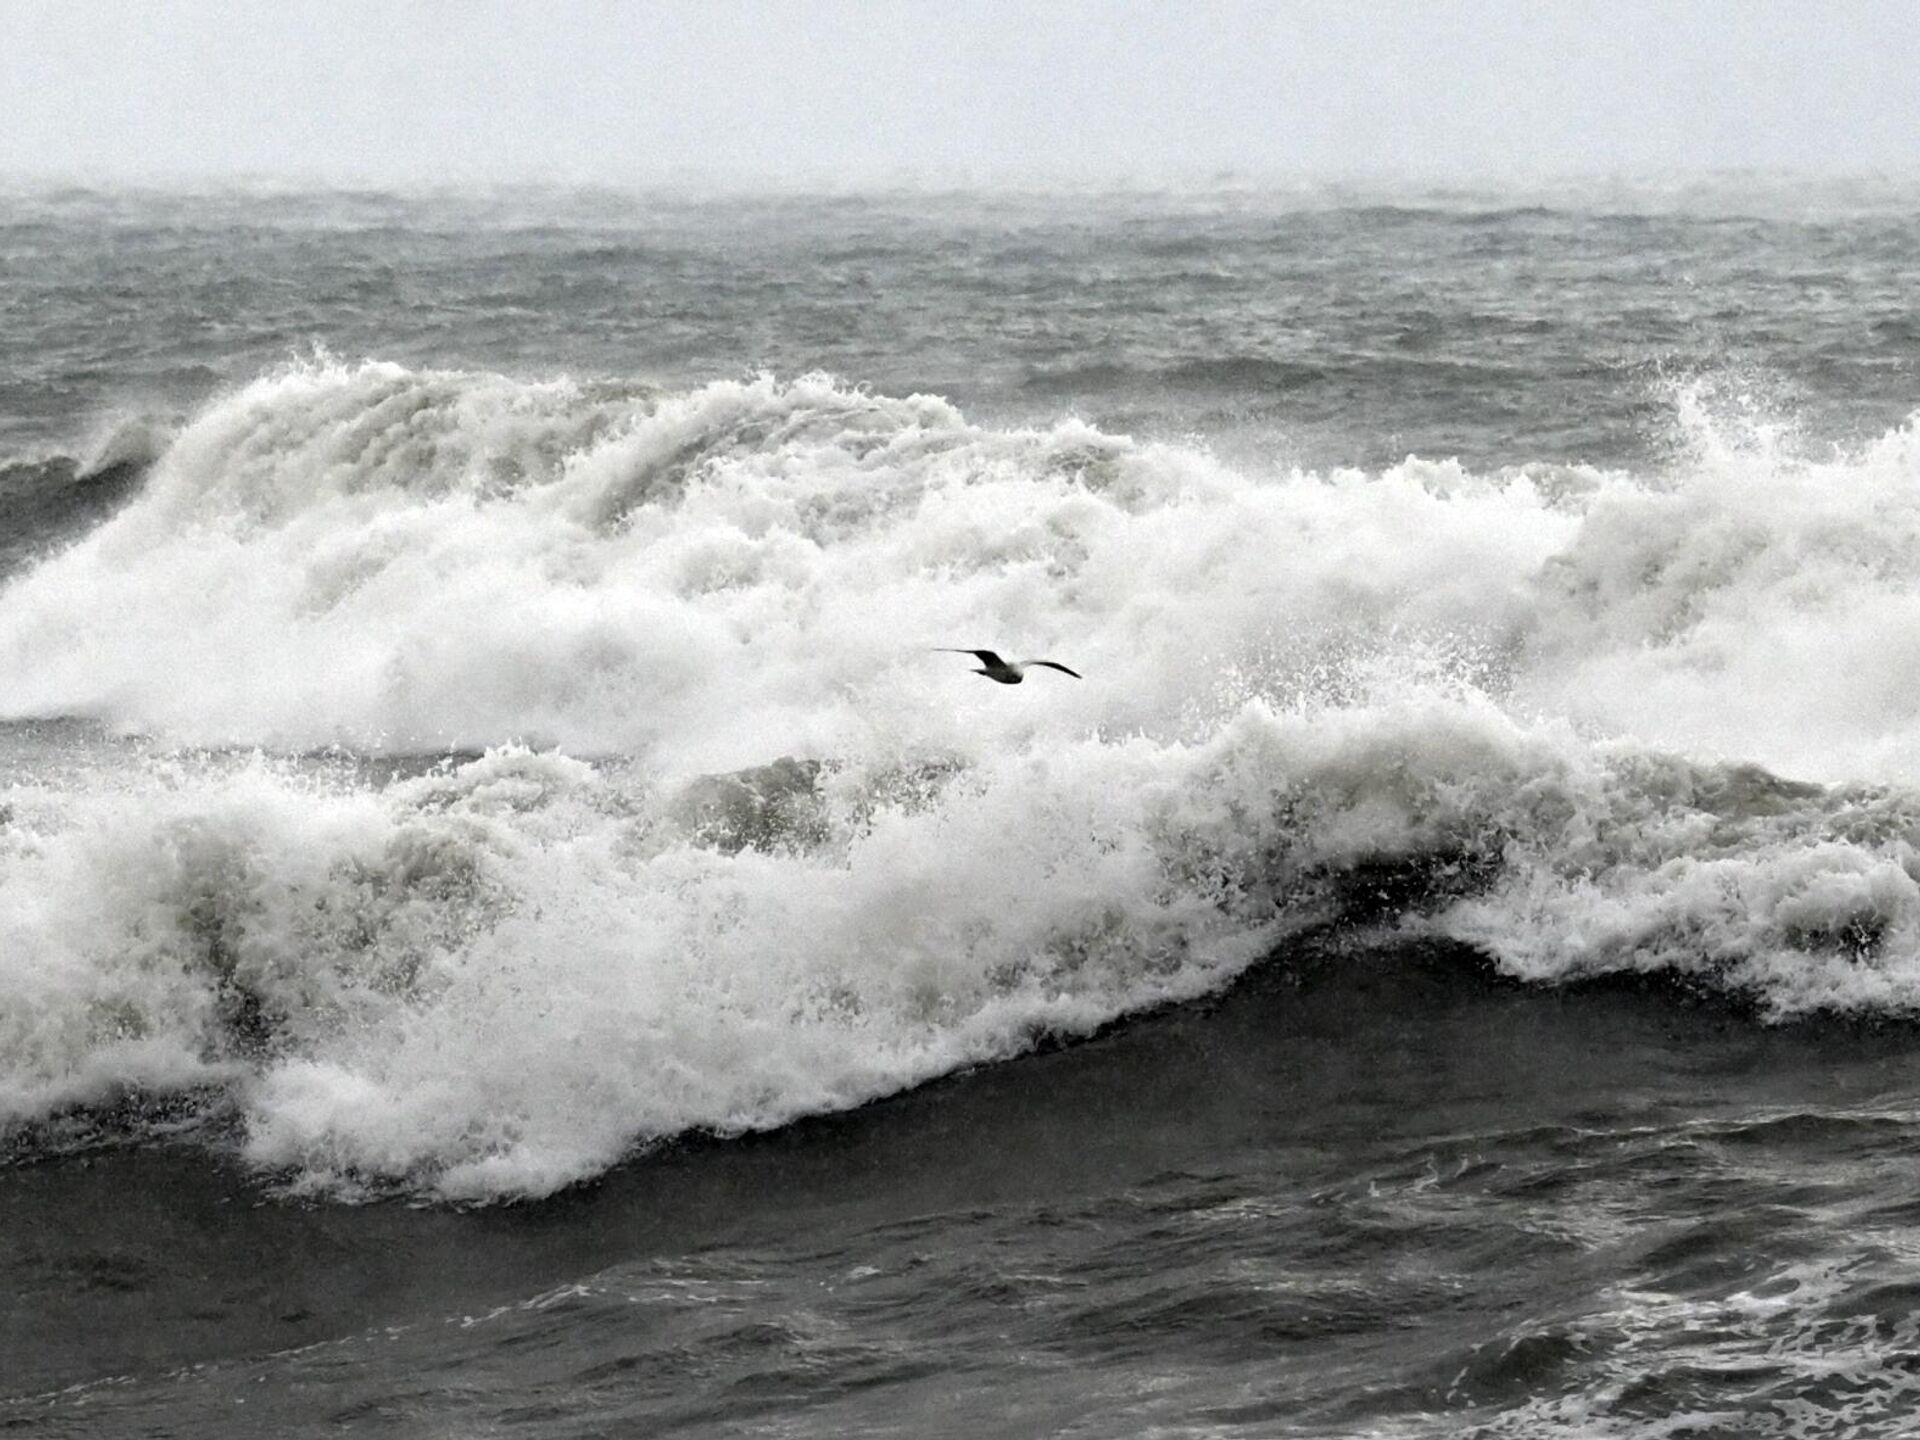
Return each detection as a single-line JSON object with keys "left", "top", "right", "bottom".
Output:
{"left": 936, "top": 648, "right": 1082, "bottom": 684}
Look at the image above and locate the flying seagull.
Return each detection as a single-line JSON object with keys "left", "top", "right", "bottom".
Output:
{"left": 936, "top": 648, "right": 1082, "bottom": 684}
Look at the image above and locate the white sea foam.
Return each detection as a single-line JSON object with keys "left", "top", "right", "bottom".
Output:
{"left": 6, "top": 360, "right": 1920, "bottom": 1197}
{"left": 0, "top": 359, "right": 1571, "bottom": 765}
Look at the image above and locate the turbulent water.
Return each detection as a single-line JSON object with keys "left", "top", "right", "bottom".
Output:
{"left": 8, "top": 179, "right": 1920, "bottom": 1436}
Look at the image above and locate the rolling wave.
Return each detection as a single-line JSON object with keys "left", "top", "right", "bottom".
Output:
{"left": 5, "top": 358, "right": 1920, "bottom": 1199}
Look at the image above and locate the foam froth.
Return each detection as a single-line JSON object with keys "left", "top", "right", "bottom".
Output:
{"left": 6, "top": 361, "right": 1920, "bottom": 1196}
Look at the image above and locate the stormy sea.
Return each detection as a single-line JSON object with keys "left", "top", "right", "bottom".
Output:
{"left": 7, "top": 178, "right": 1920, "bottom": 1437}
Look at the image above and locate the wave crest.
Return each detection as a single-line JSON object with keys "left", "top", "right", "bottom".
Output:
{"left": 10, "top": 363, "right": 1920, "bottom": 1197}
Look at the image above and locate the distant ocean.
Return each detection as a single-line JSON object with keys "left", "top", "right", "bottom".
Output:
{"left": 8, "top": 179, "right": 1920, "bottom": 1437}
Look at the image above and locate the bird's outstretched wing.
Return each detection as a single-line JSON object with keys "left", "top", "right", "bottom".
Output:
{"left": 1025, "top": 660, "right": 1082, "bottom": 678}
{"left": 936, "top": 648, "right": 1006, "bottom": 667}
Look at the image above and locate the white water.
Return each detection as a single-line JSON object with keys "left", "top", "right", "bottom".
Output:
{"left": 6, "top": 360, "right": 1920, "bottom": 1198}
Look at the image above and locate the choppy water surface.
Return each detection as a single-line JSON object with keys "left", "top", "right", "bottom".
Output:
{"left": 6, "top": 180, "right": 1920, "bottom": 1437}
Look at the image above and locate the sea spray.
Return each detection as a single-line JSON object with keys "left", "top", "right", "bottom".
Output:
{"left": 10, "top": 363, "right": 1920, "bottom": 1199}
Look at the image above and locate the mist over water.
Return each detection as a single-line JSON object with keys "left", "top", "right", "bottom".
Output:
{"left": 8, "top": 184, "right": 1920, "bottom": 1437}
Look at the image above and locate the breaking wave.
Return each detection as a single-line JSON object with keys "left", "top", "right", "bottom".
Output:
{"left": 5, "top": 358, "right": 1920, "bottom": 1199}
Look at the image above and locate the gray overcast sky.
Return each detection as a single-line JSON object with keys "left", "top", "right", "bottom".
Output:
{"left": 4, "top": 0, "right": 1918, "bottom": 185}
